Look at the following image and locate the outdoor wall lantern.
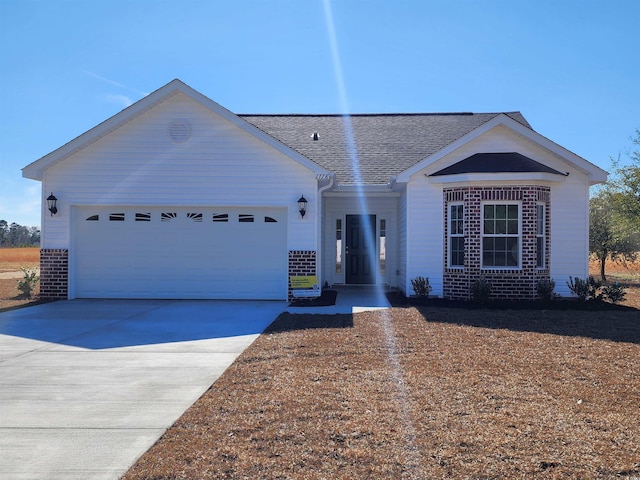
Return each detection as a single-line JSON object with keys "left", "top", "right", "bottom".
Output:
{"left": 47, "top": 193, "right": 58, "bottom": 216}
{"left": 298, "top": 195, "right": 308, "bottom": 219}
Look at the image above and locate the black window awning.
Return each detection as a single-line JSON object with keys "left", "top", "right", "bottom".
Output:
{"left": 430, "top": 152, "right": 566, "bottom": 176}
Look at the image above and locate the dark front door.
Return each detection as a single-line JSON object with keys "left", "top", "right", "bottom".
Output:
{"left": 345, "top": 214, "right": 376, "bottom": 284}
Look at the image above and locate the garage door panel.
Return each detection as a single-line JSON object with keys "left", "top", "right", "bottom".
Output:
{"left": 73, "top": 206, "right": 288, "bottom": 299}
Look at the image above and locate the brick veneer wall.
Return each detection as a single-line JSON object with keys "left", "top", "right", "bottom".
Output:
{"left": 288, "top": 250, "right": 317, "bottom": 300}
{"left": 40, "top": 249, "right": 69, "bottom": 299}
{"left": 443, "top": 186, "right": 551, "bottom": 300}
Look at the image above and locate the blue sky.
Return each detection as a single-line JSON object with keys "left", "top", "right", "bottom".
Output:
{"left": 1, "top": 0, "right": 638, "bottom": 227}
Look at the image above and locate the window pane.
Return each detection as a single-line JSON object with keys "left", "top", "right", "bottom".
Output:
{"left": 483, "top": 250, "right": 495, "bottom": 267}
{"left": 537, "top": 237, "right": 544, "bottom": 268}
{"left": 508, "top": 204, "right": 518, "bottom": 219}
{"left": 507, "top": 238, "right": 519, "bottom": 266}
{"left": 495, "top": 219, "right": 506, "bottom": 235}
{"left": 537, "top": 205, "right": 544, "bottom": 235}
{"left": 484, "top": 219, "right": 494, "bottom": 234}
{"left": 450, "top": 237, "right": 464, "bottom": 267}
{"left": 496, "top": 205, "right": 506, "bottom": 218}
{"left": 336, "top": 219, "right": 342, "bottom": 274}
{"left": 507, "top": 219, "right": 518, "bottom": 234}
{"left": 379, "top": 219, "right": 386, "bottom": 274}
{"left": 484, "top": 205, "right": 494, "bottom": 219}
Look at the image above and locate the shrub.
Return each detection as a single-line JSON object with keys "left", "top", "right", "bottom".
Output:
{"left": 471, "top": 277, "right": 491, "bottom": 305}
{"left": 567, "top": 276, "right": 589, "bottom": 301}
{"left": 567, "top": 276, "right": 604, "bottom": 302}
{"left": 602, "top": 282, "right": 627, "bottom": 304}
{"left": 536, "top": 278, "right": 556, "bottom": 301}
{"left": 411, "top": 276, "right": 432, "bottom": 297}
{"left": 17, "top": 267, "right": 39, "bottom": 299}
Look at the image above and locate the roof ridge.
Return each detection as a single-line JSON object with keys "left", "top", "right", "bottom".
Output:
{"left": 238, "top": 112, "right": 506, "bottom": 117}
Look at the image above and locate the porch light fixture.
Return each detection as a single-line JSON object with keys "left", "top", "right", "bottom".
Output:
{"left": 46, "top": 193, "right": 58, "bottom": 216}
{"left": 298, "top": 195, "right": 308, "bottom": 219}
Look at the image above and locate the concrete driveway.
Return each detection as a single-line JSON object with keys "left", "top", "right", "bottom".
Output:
{"left": 0, "top": 299, "right": 286, "bottom": 480}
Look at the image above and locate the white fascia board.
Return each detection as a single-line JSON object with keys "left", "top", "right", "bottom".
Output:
{"left": 426, "top": 172, "right": 568, "bottom": 185}
{"left": 325, "top": 184, "right": 400, "bottom": 197}
{"left": 395, "top": 114, "right": 608, "bottom": 186}
{"left": 22, "top": 79, "right": 330, "bottom": 181}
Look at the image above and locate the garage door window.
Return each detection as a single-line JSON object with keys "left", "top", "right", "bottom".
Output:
{"left": 161, "top": 212, "right": 177, "bottom": 222}
{"left": 239, "top": 214, "right": 254, "bottom": 223}
{"left": 109, "top": 213, "right": 125, "bottom": 221}
{"left": 187, "top": 212, "right": 203, "bottom": 222}
{"left": 213, "top": 213, "right": 228, "bottom": 222}
{"left": 86, "top": 215, "right": 99, "bottom": 221}
{"left": 135, "top": 213, "right": 151, "bottom": 222}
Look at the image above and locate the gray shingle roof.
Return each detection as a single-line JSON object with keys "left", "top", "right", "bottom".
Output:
{"left": 240, "top": 112, "right": 531, "bottom": 185}
{"left": 430, "top": 152, "right": 565, "bottom": 176}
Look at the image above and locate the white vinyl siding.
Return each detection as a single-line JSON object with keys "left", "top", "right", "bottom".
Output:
{"left": 404, "top": 181, "right": 443, "bottom": 297}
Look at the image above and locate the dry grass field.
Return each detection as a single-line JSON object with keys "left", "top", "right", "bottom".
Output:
{"left": 0, "top": 247, "right": 40, "bottom": 311}
{"left": 124, "top": 308, "right": 639, "bottom": 479}
{"left": 0, "top": 246, "right": 39, "bottom": 272}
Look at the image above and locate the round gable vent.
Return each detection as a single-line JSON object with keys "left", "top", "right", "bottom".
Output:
{"left": 168, "top": 119, "right": 191, "bottom": 143}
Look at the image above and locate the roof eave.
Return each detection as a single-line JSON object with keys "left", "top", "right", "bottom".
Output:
{"left": 427, "top": 172, "right": 568, "bottom": 184}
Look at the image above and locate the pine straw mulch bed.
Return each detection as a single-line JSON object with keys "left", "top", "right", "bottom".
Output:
{"left": 123, "top": 306, "right": 640, "bottom": 480}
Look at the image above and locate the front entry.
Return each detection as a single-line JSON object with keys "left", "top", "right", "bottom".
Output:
{"left": 345, "top": 214, "right": 376, "bottom": 284}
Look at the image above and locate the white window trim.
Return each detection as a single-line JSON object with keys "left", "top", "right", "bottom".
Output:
{"left": 448, "top": 202, "right": 465, "bottom": 269}
{"left": 536, "top": 202, "right": 546, "bottom": 269}
{"left": 481, "top": 201, "right": 522, "bottom": 270}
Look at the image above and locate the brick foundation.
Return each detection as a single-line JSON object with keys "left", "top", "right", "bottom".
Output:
{"left": 40, "top": 249, "right": 69, "bottom": 299}
{"left": 443, "top": 186, "right": 551, "bottom": 300}
{"left": 288, "top": 250, "right": 317, "bottom": 300}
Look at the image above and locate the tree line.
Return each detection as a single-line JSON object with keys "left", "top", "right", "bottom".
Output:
{"left": 0, "top": 220, "right": 40, "bottom": 247}
{"left": 590, "top": 129, "right": 640, "bottom": 280}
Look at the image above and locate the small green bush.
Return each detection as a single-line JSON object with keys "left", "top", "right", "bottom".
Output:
{"left": 471, "top": 277, "right": 491, "bottom": 305}
{"left": 536, "top": 278, "right": 556, "bottom": 301}
{"left": 411, "top": 276, "right": 432, "bottom": 297}
{"left": 602, "top": 282, "right": 627, "bottom": 304}
{"left": 17, "top": 267, "right": 39, "bottom": 299}
{"left": 567, "top": 276, "right": 589, "bottom": 301}
{"left": 567, "top": 276, "right": 605, "bottom": 302}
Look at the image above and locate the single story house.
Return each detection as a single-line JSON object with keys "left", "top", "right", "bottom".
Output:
{"left": 22, "top": 79, "right": 607, "bottom": 301}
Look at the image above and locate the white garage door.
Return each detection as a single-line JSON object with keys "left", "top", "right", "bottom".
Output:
{"left": 73, "top": 206, "right": 288, "bottom": 299}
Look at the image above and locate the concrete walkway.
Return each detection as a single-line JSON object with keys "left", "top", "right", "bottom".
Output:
{"left": 0, "top": 299, "right": 286, "bottom": 480}
{"left": 285, "top": 286, "right": 392, "bottom": 314}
